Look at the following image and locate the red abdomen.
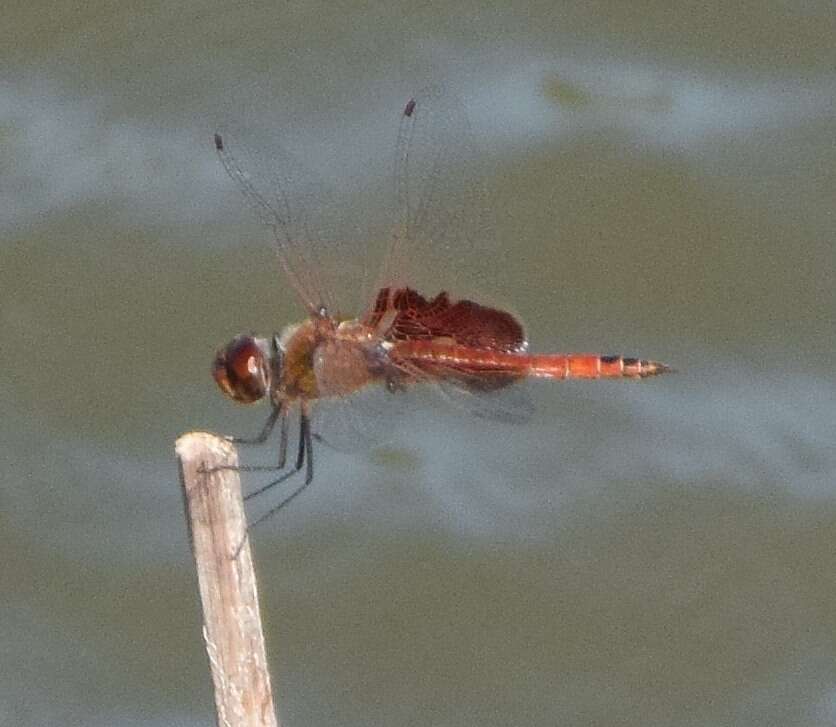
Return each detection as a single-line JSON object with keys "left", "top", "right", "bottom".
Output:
{"left": 525, "top": 353, "right": 671, "bottom": 379}
{"left": 392, "top": 342, "right": 671, "bottom": 383}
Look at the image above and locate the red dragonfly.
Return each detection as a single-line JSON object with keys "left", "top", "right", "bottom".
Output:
{"left": 212, "top": 88, "right": 671, "bottom": 526}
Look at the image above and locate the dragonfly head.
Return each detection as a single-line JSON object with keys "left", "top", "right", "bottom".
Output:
{"left": 212, "top": 334, "right": 280, "bottom": 404}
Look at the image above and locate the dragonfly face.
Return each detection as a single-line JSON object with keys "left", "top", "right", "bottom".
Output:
{"left": 212, "top": 334, "right": 276, "bottom": 404}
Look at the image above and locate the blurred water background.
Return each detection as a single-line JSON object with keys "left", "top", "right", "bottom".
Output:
{"left": 1, "top": 2, "right": 835, "bottom": 725}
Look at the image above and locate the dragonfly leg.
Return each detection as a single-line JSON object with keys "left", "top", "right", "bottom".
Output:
{"left": 302, "top": 410, "right": 313, "bottom": 485}
{"left": 276, "top": 411, "right": 289, "bottom": 468}
{"left": 205, "top": 404, "right": 288, "bottom": 474}
{"left": 230, "top": 411, "right": 316, "bottom": 559}
{"left": 224, "top": 404, "right": 282, "bottom": 446}
{"left": 206, "top": 405, "right": 317, "bottom": 558}
{"left": 242, "top": 408, "right": 313, "bottom": 502}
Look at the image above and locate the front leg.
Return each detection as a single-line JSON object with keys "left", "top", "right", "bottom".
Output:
{"left": 224, "top": 403, "right": 282, "bottom": 446}
{"left": 222, "top": 403, "right": 288, "bottom": 468}
{"left": 201, "top": 404, "right": 291, "bottom": 479}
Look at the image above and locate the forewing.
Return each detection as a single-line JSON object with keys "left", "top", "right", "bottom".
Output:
{"left": 216, "top": 86, "right": 503, "bottom": 321}
{"left": 214, "top": 128, "right": 364, "bottom": 317}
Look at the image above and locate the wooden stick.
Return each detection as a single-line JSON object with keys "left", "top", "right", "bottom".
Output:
{"left": 176, "top": 431, "right": 279, "bottom": 727}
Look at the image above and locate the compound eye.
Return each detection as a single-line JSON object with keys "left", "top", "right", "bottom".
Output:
{"left": 212, "top": 335, "right": 270, "bottom": 403}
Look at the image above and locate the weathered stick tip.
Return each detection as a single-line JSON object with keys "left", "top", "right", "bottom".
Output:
{"left": 175, "top": 430, "right": 236, "bottom": 462}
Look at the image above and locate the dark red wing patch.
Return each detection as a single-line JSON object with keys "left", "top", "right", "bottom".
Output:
{"left": 365, "top": 287, "right": 527, "bottom": 352}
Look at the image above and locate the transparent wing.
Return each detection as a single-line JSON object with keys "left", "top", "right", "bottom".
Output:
{"left": 434, "top": 377, "right": 536, "bottom": 425}
{"left": 215, "top": 85, "right": 502, "bottom": 321}
{"left": 214, "top": 128, "right": 365, "bottom": 317}
{"left": 308, "top": 375, "right": 535, "bottom": 454}
{"left": 368, "top": 85, "right": 502, "bottom": 315}
{"left": 307, "top": 381, "right": 418, "bottom": 453}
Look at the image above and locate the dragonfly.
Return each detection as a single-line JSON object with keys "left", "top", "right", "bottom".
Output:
{"left": 211, "top": 88, "right": 671, "bottom": 528}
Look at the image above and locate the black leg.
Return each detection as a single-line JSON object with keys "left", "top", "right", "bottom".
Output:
{"left": 224, "top": 404, "right": 281, "bottom": 445}
{"left": 277, "top": 409, "right": 289, "bottom": 468}
{"left": 302, "top": 413, "right": 313, "bottom": 485}
{"left": 232, "top": 410, "right": 316, "bottom": 557}
{"left": 241, "top": 410, "right": 312, "bottom": 500}
{"left": 244, "top": 414, "right": 313, "bottom": 516}
{"left": 207, "top": 405, "right": 288, "bottom": 475}
{"left": 294, "top": 411, "right": 306, "bottom": 471}
{"left": 236, "top": 406, "right": 289, "bottom": 471}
